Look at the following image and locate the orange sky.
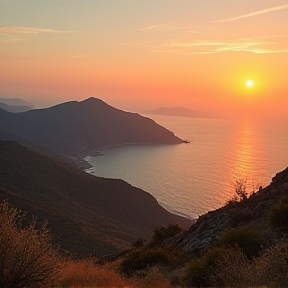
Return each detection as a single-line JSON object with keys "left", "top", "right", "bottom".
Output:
{"left": 1, "top": 1, "right": 287, "bottom": 119}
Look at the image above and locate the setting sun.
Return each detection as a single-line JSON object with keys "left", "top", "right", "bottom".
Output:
{"left": 246, "top": 80, "right": 254, "bottom": 88}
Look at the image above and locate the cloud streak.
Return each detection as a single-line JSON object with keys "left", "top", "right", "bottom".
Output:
{"left": 215, "top": 5, "right": 288, "bottom": 23}
{"left": 0, "top": 26, "right": 70, "bottom": 34}
{"left": 154, "top": 36, "right": 288, "bottom": 55}
{"left": 140, "top": 23, "right": 200, "bottom": 33}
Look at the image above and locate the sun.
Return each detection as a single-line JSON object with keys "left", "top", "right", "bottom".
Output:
{"left": 246, "top": 80, "right": 254, "bottom": 88}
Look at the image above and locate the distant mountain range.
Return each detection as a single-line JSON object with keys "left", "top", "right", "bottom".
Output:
{"left": 147, "top": 107, "right": 224, "bottom": 119}
{"left": 0, "top": 97, "right": 182, "bottom": 159}
{"left": 0, "top": 98, "right": 35, "bottom": 113}
{"left": 0, "top": 140, "right": 190, "bottom": 257}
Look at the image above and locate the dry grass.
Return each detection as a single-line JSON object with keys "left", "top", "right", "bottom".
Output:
{"left": 58, "top": 259, "right": 175, "bottom": 288}
{"left": 59, "top": 259, "right": 124, "bottom": 287}
{"left": 213, "top": 243, "right": 288, "bottom": 288}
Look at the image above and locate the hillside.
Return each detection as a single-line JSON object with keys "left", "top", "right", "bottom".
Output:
{"left": 0, "top": 140, "right": 190, "bottom": 257}
{"left": 0, "top": 98, "right": 182, "bottom": 158}
{"left": 109, "top": 167, "right": 288, "bottom": 287}
{"left": 166, "top": 166, "right": 288, "bottom": 255}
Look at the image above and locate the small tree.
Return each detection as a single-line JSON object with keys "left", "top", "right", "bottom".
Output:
{"left": 232, "top": 179, "right": 249, "bottom": 201}
{"left": 0, "top": 200, "right": 61, "bottom": 288}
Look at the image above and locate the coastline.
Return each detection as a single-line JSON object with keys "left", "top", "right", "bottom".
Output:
{"left": 79, "top": 141, "right": 185, "bottom": 171}
{"left": 82, "top": 145, "right": 195, "bottom": 223}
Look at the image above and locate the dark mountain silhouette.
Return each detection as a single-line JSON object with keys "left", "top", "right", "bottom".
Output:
{"left": 147, "top": 106, "right": 224, "bottom": 119}
{"left": 0, "top": 140, "right": 190, "bottom": 257}
{"left": 0, "top": 98, "right": 35, "bottom": 113}
{"left": 0, "top": 98, "right": 182, "bottom": 159}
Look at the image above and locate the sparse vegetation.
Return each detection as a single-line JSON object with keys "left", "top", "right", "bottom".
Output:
{"left": 119, "top": 245, "right": 182, "bottom": 277}
{"left": 0, "top": 200, "right": 61, "bottom": 288}
{"left": 213, "top": 247, "right": 261, "bottom": 287}
{"left": 59, "top": 258, "right": 174, "bottom": 288}
{"left": 228, "top": 207, "right": 253, "bottom": 227}
{"left": 218, "top": 227, "right": 263, "bottom": 258}
{"left": 213, "top": 241, "right": 288, "bottom": 287}
{"left": 151, "top": 223, "right": 183, "bottom": 245}
{"left": 227, "top": 179, "right": 261, "bottom": 205}
{"left": 184, "top": 247, "right": 229, "bottom": 287}
{"left": 270, "top": 195, "right": 288, "bottom": 230}
{"left": 59, "top": 259, "right": 124, "bottom": 288}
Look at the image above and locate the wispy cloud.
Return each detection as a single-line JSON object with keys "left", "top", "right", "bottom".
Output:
{"left": 0, "top": 26, "right": 73, "bottom": 43}
{"left": 140, "top": 24, "right": 167, "bottom": 31}
{"left": 154, "top": 36, "right": 288, "bottom": 55}
{"left": 140, "top": 23, "right": 200, "bottom": 34}
{"left": 0, "top": 26, "right": 70, "bottom": 34}
{"left": 215, "top": 5, "right": 288, "bottom": 23}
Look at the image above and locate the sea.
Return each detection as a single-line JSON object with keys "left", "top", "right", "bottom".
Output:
{"left": 85, "top": 115, "right": 288, "bottom": 219}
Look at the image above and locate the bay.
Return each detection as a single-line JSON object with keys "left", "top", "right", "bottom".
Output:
{"left": 85, "top": 115, "right": 288, "bottom": 219}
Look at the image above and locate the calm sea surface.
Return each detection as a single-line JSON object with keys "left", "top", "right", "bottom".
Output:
{"left": 85, "top": 115, "right": 288, "bottom": 219}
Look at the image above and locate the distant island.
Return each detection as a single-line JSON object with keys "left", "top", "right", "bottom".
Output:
{"left": 0, "top": 97, "right": 35, "bottom": 113}
{"left": 147, "top": 106, "right": 224, "bottom": 119}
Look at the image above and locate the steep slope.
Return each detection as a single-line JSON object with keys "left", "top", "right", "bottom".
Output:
{"left": 0, "top": 98, "right": 182, "bottom": 158}
{"left": 0, "top": 140, "right": 190, "bottom": 257}
{"left": 167, "top": 167, "right": 288, "bottom": 256}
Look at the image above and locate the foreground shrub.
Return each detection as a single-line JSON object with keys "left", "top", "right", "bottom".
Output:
{"left": 228, "top": 207, "right": 253, "bottom": 228}
{"left": 214, "top": 241, "right": 288, "bottom": 287}
{"left": 60, "top": 259, "right": 175, "bottom": 288}
{"left": 184, "top": 247, "right": 229, "bottom": 287}
{"left": 256, "top": 241, "right": 288, "bottom": 287}
{"left": 218, "top": 227, "right": 263, "bottom": 258}
{"left": 119, "top": 245, "right": 182, "bottom": 277}
{"left": 270, "top": 195, "right": 288, "bottom": 230}
{"left": 129, "top": 266, "right": 175, "bottom": 288}
{"left": 59, "top": 259, "right": 124, "bottom": 288}
{"left": 213, "top": 247, "right": 260, "bottom": 287}
{"left": 150, "top": 224, "right": 183, "bottom": 245}
{"left": 0, "top": 200, "right": 61, "bottom": 288}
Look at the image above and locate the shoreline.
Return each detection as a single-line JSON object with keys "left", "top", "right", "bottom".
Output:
{"left": 80, "top": 143, "right": 195, "bottom": 223}
{"left": 78, "top": 141, "right": 184, "bottom": 171}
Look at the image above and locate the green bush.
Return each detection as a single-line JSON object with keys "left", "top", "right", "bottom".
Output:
{"left": 119, "top": 245, "right": 182, "bottom": 277}
{"left": 218, "top": 227, "right": 263, "bottom": 258}
{"left": 228, "top": 207, "right": 253, "bottom": 228}
{"left": 184, "top": 247, "right": 228, "bottom": 287}
{"left": 150, "top": 224, "right": 183, "bottom": 245}
{"left": 270, "top": 195, "right": 288, "bottom": 230}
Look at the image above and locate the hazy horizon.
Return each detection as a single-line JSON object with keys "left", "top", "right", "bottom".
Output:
{"left": 1, "top": 0, "right": 287, "bottom": 119}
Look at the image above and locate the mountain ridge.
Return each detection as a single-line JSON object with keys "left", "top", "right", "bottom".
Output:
{"left": 0, "top": 98, "right": 183, "bottom": 159}
{"left": 0, "top": 97, "right": 35, "bottom": 113}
